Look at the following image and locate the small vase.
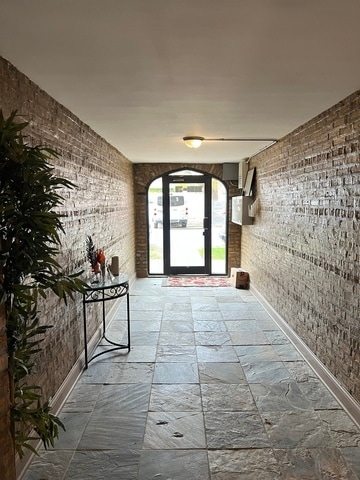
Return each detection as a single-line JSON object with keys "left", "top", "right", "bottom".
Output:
{"left": 91, "top": 263, "right": 101, "bottom": 283}
{"left": 100, "top": 263, "right": 106, "bottom": 278}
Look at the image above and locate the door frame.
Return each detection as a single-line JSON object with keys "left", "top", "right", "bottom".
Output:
{"left": 163, "top": 173, "right": 212, "bottom": 275}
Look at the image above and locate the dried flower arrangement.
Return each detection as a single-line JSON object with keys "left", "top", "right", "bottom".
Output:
{"left": 86, "top": 236, "right": 106, "bottom": 281}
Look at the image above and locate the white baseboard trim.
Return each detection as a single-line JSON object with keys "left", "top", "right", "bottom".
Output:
{"left": 17, "top": 273, "right": 137, "bottom": 479}
{"left": 250, "top": 284, "right": 360, "bottom": 430}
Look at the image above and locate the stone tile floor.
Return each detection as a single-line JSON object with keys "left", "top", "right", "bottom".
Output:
{"left": 23, "top": 278, "right": 360, "bottom": 479}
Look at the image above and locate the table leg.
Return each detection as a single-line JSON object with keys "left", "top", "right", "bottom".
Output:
{"left": 83, "top": 297, "right": 88, "bottom": 369}
{"left": 127, "top": 292, "right": 131, "bottom": 349}
{"left": 102, "top": 288, "right": 106, "bottom": 336}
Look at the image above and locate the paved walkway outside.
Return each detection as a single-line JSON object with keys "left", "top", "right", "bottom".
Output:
{"left": 23, "top": 277, "right": 360, "bottom": 479}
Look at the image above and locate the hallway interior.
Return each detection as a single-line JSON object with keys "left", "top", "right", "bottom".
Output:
{"left": 23, "top": 278, "right": 360, "bottom": 479}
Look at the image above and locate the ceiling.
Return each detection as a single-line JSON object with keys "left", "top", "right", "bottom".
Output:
{"left": 0, "top": 0, "right": 359, "bottom": 164}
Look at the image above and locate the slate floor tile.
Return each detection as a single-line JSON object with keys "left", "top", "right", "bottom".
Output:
{"left": 156, "top": 344, "right": 197, "bottom": 362}
{"left": 265, "top": 330, "right": 291, "bottom": 345}
{"left": 126, "top": 309, "right": 163, "bottom": 321}
{"left": 52, "top": 412, "right": 92, "bottom": 450}
{"left": 208, "top": 448, "right": 281, "bottom": 480}
{"left": 165, "top": 294, "right": 192, "bottom": 303}
{"left": 64, "top": 450, "right": 140, "bottom": 480}
{"left": 143, "top": 411, "right": 206, "bottom": 449}
{"left": 194, "top": 320, "right": 227, "bottom": 332}
{"left": 153, "top": 361, "right": 199, "bottom": 383}
{"left": 229, "top": 330, "right": 269, "bottom": 345}
{"left": 78, "top": 361, "right": 111, "bottom": 384}
{"left": 274, "top": 447, "right": 359, "bottom": 480}
{"left": 130, "top": 300, "right": 164, "bottom": 311}
{"left": 195, "top": 331, "right": 232, "bottom": 346}
{"left": 126, "top": 331, "right": 159, "bottom": 345}
{"left": 235, "top": 344, "right": 282, "bottom": 363}
{"left": 95, "top": 345, "right": 157, "bottom": 363}
{"left": 272, "top": 342, "right": 304, "bottom": 361}
{"left": 149, "top": 384, "right": 202, "bottom": 411}
{"left": 61, "top": 383, "right": 102, "bottom": 413}
{"left": 94, "top": 384, "right": 151, "bottom": 414}
{"left": 198, "top": 362, "right": 247, "bottom": 384}
{"left": 197, "top": 345, "right": 239, "bottom": 362}
{"left": 106, "top": 362, "right": 155, "bottom": 383}
{"left": 78, "top": 413, "right": 147, "bottom": 450}
{"left": 201, "top": 384, "right": 256, "bottom": 411}
{"left": 204, "top": 411, "right": 270, "bottom": 448}
{"left": 215, "top": 295, "right": 244, "bottom": 303}
{"left": 297, "top": 380, "right": 342, "bottom": 409}
{"left": 191, "top": 303, "right": 220, "bottom": 312}
{"left": 162, "top": 310, "right": 193, "bottom": 321}
{"left": 191, "top": 296, "right": 219, "bottom": 305}
{"left": 192, "top": 310, "right": 224, "bottom": 321}
{"left": 129, "top": 320, "right": 161, "bottom": 332}
{"left": 158, "top": 332, "right": 195, "bottom": 345}
{"left": 221, "top": 311, "right": 256, "bottom": 321}
{"left": 284, "top": 360, "right": 320, "bottom": 382}
{"left": 22, "top": 451, "right": 74, "bottom": 480}
{"left": 340, "top": 447, "right": 360, "bottom": 478}
{"left": 318, "top": 410, "right": 360, "bottom": 447}
{"left": 243, "top": 360, "right": 293, "bottom": 383}
{"left": 218, "top": 302, "right": 252, "bottom": 313}
{"left": 252, "top": 309, "right": 274, "bottom": 321}
{"left": 161, "top": 319, "right": 194, "bottom": 332}
{"left": 250, "top": 382, "right": 313, "bottom": 413}
{"left": 224, "top": 319, "right": 260, "bottom": 331}
{"left": 262, "top": 410, "right": 334, "bottom": 448}
{"left": 138, "top": 450, "right": 210, "bottom": 480}
{"left": 164, "top": 302, "right": 192, "bottom": 312}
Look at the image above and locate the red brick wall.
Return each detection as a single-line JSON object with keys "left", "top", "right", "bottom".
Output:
{"left": 0, "top": 304, "right": 15, "bottom": 480}
{"left": 133, "top": 164, "right": 241, "bottom": 277}
{"left": 0, "top": 55, "right": 136, "bottom": 471}
{"left": 241, "top": 90, "right": 360, "bottom": 402}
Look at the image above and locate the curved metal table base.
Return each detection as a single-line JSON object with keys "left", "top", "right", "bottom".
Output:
{"left": 82, "top": 274, "right": 130, "bottom": 369}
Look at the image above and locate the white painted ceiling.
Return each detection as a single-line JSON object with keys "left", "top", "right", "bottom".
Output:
{"left": 0, "top": 0, "right": 359, "bottom": 164}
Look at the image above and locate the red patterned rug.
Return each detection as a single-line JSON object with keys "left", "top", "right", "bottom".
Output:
{"left": 163, "top": 276, "right": 232, "bottom": 287}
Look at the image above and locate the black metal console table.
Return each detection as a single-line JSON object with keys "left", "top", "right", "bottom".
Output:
{"left": 82, "top": 274, "right": 130, "bottom": 369}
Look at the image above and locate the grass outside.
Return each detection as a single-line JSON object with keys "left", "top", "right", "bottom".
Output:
{"left": 150, "top": 246, "right": 225, "bottom": 261}
{"left": 150, "top": 246, "right": 162, "bottom": 259}
{"left": 198, "top": 247, "right": 225, "bottom": 260}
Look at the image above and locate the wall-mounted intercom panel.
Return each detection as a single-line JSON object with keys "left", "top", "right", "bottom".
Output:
{"left": 231, "top": 196, "right": 254, "bottom": 225}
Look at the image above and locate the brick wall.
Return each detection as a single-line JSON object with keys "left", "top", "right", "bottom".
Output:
{"left": 241, "top": 90, "right": 360, "bottom": 402}
{"left": 133, "top": 164, "right": 241, "bottom": 277}
{"left": 0, "top": 304, "right": 15, "bottom": 480}
{"left": 0, "top": 55, "right": 136, "bottom": 471}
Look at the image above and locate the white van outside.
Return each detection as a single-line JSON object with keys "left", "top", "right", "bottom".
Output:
{"left": 152, "top": 194, "right": 188, "bottom": 228}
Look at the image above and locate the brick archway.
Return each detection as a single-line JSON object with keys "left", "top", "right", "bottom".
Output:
{"left": 133, "top": 163, "right": 241, "bottom": 277}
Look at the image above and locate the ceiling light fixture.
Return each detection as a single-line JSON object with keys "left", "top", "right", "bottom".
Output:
{"left": 183, "top": 136, "right": 277, "bottom": 149}
{"left": 183, "top": 136, "right": 205, "bottom": 148}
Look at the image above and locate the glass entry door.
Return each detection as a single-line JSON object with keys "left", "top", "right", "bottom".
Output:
{"left": 163, "top": 173, "right": 211, "bottom": 275}
{"left": 148, "top": 171, "right": 227, "bottom": 276}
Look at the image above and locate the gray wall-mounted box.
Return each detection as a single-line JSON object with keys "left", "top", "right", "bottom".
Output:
{"left": 222, "top": 163, "right": 238, "bottom": 180}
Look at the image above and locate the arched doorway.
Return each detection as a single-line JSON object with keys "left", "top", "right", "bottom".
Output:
{"left": 148, "top": 169, "right": 228, "bottom": 275}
